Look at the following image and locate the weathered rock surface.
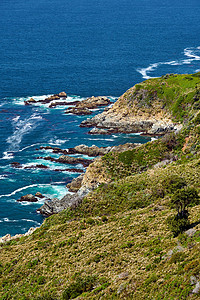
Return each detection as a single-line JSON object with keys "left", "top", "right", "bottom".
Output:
{"left": 39, "top": 143, "right": 139, "bottom": 158}
{"left": 24, "top": 92, "right": 67, "bottom": 106}
{"left": 37, "top": 193, "right": 83, "bottom": 216}
{"left": 66, "top": 175, "right": 84, "bottom": 192}
{"left": 76, "top": 96, "right": 111, "bottom": 109}
{"left": 17, "top": 194, "right": 38, "bottom": 202}
{"left": 65, "top": 107, "right": 92, "bottom": 115}
{"left": 35, "top": 192, "right": 45, "bottom": 198}
{"left": 80, "top": 88, "right": 182, "bottom": 135}
{"left": 64, "top": 96, "right": 111, "bottom": 115}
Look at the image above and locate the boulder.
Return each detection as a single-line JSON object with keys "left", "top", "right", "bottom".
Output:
{"left": 58, "top": 91, "right": 67, "bottom": 98}
{"left": 89, "top": 128, "right": 110, "bottom": 135}
{"left": 35, "top": 192, "right": 45, "bottom": 198}
{"left": 17, "top": 194, "right": 38, "bottom": 202}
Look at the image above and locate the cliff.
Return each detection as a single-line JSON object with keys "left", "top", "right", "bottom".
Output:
{"left": 81, "top": 73, "right": 200, "bottom": 135}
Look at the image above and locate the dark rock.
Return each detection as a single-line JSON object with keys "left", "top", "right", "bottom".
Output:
{"left": 24, "top": 164, "right": 48, "bottom": 169}
{"left": 37, "top": 155, "right": 93, "bottom": 167}
{"left": 11, "top": 162, "right": 21, "bottom": 168}
{"left": 17, "top": 194, "right": 38, "bottom": 202}
{"left": 49, "top": 100, "right": 80, "bottom": 108}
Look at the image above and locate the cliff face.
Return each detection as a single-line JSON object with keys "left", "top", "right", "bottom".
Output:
{"left": 81, "top": 73, "right": 200, "bottom": 135}
{"left": 81, "top": 89, "right": 179, "bottom": 135}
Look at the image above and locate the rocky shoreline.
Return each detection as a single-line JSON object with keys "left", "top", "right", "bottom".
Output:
{"left": 14, "top": 142, "right": 140, "bottom": 217}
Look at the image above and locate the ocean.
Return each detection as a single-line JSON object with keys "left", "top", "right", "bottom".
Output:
{"left": 0, "top": 0, "right": 200, "bottom": 237}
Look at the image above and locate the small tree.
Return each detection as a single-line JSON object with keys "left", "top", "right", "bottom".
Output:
{"left": 170, "top": 187, "right": 199, "bottom": 218}
{"left": 168, "top": 187, "right": 199, "bottom": 237}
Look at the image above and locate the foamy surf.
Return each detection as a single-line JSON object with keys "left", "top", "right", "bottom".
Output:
{"left": 6, "top": 113, "right": 43, "bottom": 152}
{"left": 137, "top": 46, "right": 200, "bottom": 79}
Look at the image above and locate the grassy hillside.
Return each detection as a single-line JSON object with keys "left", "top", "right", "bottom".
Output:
{"left": 1, "top": 74, "right": 200, "bottom": 299}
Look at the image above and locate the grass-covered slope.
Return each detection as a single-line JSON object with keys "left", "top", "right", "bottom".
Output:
{"left": 1, "top": 74, "right": 200, "bottom": 299}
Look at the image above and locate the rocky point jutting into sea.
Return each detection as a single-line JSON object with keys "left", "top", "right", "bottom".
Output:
{"left": 7, "top": 74, "right": 189, "bottom": 221}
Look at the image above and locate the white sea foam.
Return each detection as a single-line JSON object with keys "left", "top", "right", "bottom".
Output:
{"left": 49, "top": 138, "right": 68, "bottom": 146}
{"left": 6, "top": 113, "right": 43, "bottom": 152}
{"left": 1, "top": 151, "right": 14, "bottom": 160}
{"left": 19, "top": 143, "right": 42, "bottom": 152}
{"left": 137, "top": 46, "right": 200, "bottom": 79}
{"left": 0, "top": 184, "right": 38, "bottom": 198}
{"left": 0, "top": 175, "right": 8, "bottom": 180}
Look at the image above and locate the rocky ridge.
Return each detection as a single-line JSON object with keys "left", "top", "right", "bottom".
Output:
{"left": 80, "top": 86, "right": 182, "bottom": 135}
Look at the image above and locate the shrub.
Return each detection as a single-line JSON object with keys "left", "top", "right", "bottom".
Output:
{"left": 62, "top": 276, "right": 96, "bottom": 300}
{"left": 170, "top": 187, "right": 199, "bottom": 217}
{"left": 167, "top": 215, "right": 189, "bottom": 237}
{"left": 164, "top": 175, "right": 187, "bottom": 195}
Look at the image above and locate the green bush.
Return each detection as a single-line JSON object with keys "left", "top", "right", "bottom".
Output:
{"left": 163, "top": 175, "right": 187, "bottom": 194}
{"left": 62, "top": 276, "right": 96, "bottom": 300}
{"left": 167, "top": 215, "right": 189, "bottom": 237}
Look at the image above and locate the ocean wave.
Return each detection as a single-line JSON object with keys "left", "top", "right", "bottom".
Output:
{"left": 18, "top": 143, "right": 42, "bottom": 152}
{"left": 0, "top": 218, "right": 41, "bottom": 225}
{"left": 0, "top": 183, "right": 68, "bottom": 200}
{"left": 0, "top": 184, "right": 38, "bottom": 198}
{"left": 1, "top": 151, "right": 14, "bottom": 160}
{"left": 6, "top": 113, "right": 43, "bottom": 152}
{"left": 137, "top": 46, "right": 200, "bottom": 79}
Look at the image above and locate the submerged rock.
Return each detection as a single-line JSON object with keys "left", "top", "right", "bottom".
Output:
{"left": 39, "top": 155, "right": 93, "bottom": 167}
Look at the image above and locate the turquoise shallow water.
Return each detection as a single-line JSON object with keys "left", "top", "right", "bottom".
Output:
{"left": 0, "top": 97, "right": 151, "bottom": 236}
{"left": 1, "top": 0, "right": 200, "bottom": 236}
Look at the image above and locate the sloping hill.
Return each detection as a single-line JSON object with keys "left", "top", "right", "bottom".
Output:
{"left": 0, "top": 74, "right": 200, "bottom": 299}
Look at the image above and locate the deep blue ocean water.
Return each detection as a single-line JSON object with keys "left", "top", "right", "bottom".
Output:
{"left": 0, "top": 0, "right": 200, "bottom": 237}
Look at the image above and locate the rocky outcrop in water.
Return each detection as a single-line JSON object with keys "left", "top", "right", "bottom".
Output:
{"left": 64, "top": 96, "right": 111, "bottom": 115}
{"left": 65, "top": 107, "right": 92, "bottom": 115}
{"left": 38, "top": 155, "right": 93, "bottom": 167}
{"left": 17, "top": 194, "right": 38, "bottom": 202}
{"left": 24, "top": 92, "right": 67, "bottom": 106}
{"left": 39, "top": 143, "right": 139, "bottom": 157}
